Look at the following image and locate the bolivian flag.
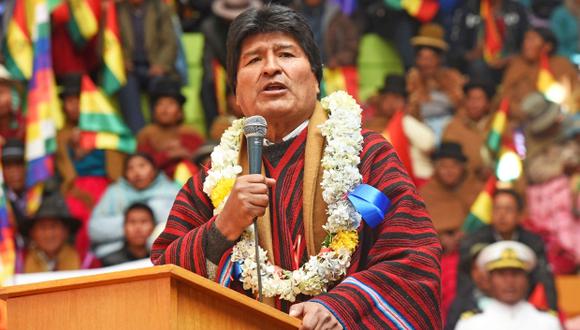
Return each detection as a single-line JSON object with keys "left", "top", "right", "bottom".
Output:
{"left": 481, "top": 0, "right": 503, "bottom": 63}
{"left": 321, "top": 66, "right": 359, "bottom": 101}
{"left": 101, "top": 0, "right": 126, "bottom": 95}
{"left": 386, "top": 0, "right": 439, "bottom": 23}
{"left": 79, "top": 75, "right": 135, "bottom": 154}
{"left": 486, "top": 98, "right": 509, "bottom": 156}
{"left": 67, "top": 0, "right": 99, "bottom": 48}
{"left": 3, "top": 0, "right": 33, "bottom": 80}
{"left": 462, "top": 175, "right": 497, "bottom": 233}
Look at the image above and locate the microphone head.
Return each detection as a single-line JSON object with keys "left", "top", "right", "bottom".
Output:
{"left": 243, "top": 115, "right": 267, "bottom": 138}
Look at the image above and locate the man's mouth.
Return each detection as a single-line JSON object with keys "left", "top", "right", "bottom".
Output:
{"left": 262, "top": 81, "right": 288, "bottom": 92}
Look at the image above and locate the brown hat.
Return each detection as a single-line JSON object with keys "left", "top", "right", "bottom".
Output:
{"left": 521, "top": 92, "right": 561, "bottom": 134}
{"left": 411, "top": 23, "right": 448, "bottom": 52}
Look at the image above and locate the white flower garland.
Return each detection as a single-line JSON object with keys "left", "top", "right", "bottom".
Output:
{"left": 203, "top": 91, "right": 363, "bottom": 302}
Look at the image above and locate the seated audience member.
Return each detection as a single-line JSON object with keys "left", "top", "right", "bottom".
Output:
{"left": 116, "top": 0, "right": 179, "bottom": 134}
{"left": 20, "top": 192, "right": 82, "bottom": 273}
{"left": 55, "top": 74, "right": 125, "bottom": 257}
{"left": 364, "top": 74, "right": 436, "bottom": 186}
{"left": 445, "top": 244, "right": 491, "bottom": 330}
{"left": 458, "top": 189, "right": 558, "bottom": 310}
{"left": 420, "top": 142, "right": 477, "bottom": 228}
{"left": 2, "top": 139, "right": 28, "bottom": 228}
{"left": 449, "top": 0, "right": 529, "bottom": 83}
{"left": 521, "top": 94, "right": 580, "bottom": 271}
{"left": 549, "top": 0, "right": 579, "bottom": 63}
{"left": 0, "top": 65, "right": 23, "bottom": 143}
{"left": 500, "top": 27, "right": 577, "bottom": 123}
{"left": 137, "top": 78, "right": 204, "bottom": 178}
{"left": 419, "top": 142, "right": 473, "bottom": 317}
{"left": 455, "top": 241, "right": 562, "bottom": 330}
{"left": 100, "top": 203, "right": 156, "bottom": 266}
{"left": 89, "top": 153, "right": 180, "bottom": 258}
{"left": 443, "top": 80, "right": 495, "bottom": 185}
{"left": 407, "top": 23, "right": 466, "bottom": 144}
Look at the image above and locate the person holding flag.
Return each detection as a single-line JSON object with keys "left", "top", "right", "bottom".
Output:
{"left": 500, "top": 27, "right": 577, "bottom": 123}
{"left": 449, "top": 0, "right": 528, "bottom": 84}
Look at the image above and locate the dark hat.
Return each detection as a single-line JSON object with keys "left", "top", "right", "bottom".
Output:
{"left": 58, "top": 73, "right": 82, "bottom": 98}
{"left": 19, "top": 192, "right": 81, "bottom": 238}
{"left": 150, "top": 78, "right": 186, "bottom": 106}
{"left": 463, "top": 79, "right": 496, "bottom": 100}
{"left": 379, "top": 74, "right": 407, "bottom": 97}
{"left": 1, "top": 139, "right": 25, "bottom": 163}
{"left": 432, "top": 141, "right": 468, "bottom": 162}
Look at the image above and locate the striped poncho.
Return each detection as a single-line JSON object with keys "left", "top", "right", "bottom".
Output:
{"left": 151, "top": 129, "right": 441, "bottom": 329}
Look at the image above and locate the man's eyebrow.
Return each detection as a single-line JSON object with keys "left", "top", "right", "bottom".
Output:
{"left": 241, "top": 43, "right": 297, "bottom": 58}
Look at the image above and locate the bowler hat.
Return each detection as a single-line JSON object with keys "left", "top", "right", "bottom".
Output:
{"left": 150, "top": 78, "right": 186, "bottom": 106}
{"left": 58, "top": 74, "right": 82, "bottom": 98}
{"left": 431, "top": 142, "right": 468, "bottom": 162}
{"left": 19, "top": 192, "right": 81, "bottom": 238}
{"left": 379, "top": 74, "right": 407, "bottom": 97}
{"left": 1, "top": 139, "right": 25, "bottom": 163}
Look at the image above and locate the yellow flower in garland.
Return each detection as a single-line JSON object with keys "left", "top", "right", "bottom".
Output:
{"left": 210, "top": 178, "right": 235, "bottom": 208}
{"left": 329, "top": 230, "right": 359, "bottom": 252}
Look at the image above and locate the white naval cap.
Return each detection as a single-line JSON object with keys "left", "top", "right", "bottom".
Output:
{"left": 476, "top": 241, "right": 537, "bottom": 273}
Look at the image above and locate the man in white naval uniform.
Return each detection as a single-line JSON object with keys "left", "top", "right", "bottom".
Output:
{"left": 455, "top": 241, "right": 561, "bottom": 330}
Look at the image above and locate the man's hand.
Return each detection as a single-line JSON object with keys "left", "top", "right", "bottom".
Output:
{"left": 215, "top": 174, "right": 276, "bottom": 241}
{"left": 289, "top": 302, "right": 342, "bottom": 330}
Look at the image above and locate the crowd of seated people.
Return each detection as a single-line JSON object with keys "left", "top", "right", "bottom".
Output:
{"left": 0, "top": 0, "right": 579, "bottom": 329}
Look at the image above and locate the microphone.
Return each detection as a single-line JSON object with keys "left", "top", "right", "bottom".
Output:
{"left": 243, "top": 116, "right": 267, "bottom": 174}
{"left": 243, "top": 115, "right": 267, "bottom": 302}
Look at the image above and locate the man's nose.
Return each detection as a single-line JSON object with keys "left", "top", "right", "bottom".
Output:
{"left": 262, "top": 53, "right": 281, "bottom": 76}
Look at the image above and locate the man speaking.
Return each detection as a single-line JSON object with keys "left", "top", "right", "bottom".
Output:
{"left": 152, "top": 5, "right": 441, "bottom": 329}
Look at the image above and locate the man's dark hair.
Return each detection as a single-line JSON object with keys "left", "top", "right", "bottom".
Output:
{"left": 530, "top": 27, "right": 558, "bottom": 56}
{"left": 124, "top": 202, "right": 156, "bottom": 225}
{"left": 225, "top": 5, "right": 322, "bottom": 94}
{"left": 493, "top": 189, "right": 524, "bottom": 212}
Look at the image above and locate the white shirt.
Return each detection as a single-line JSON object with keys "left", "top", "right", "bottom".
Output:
{"left": 401, "top": 115, "right": 436, "bottom": 179}
{"left": 455, "top": 299, "right": 562, "bottom": 330}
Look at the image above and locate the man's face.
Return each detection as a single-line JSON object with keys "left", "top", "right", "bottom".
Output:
{"left": 434, "top": 158, "right": 465, "bottom": 188}
{"left": 489, "top": 268, "right": 529, "bottom": 305}
{"left": 30, "top": 218, "right": 69, "bottom": 257}
{"left": 63, "top": 95, "right": 80, "bottom": 124}
{"left": 492, "top": 193, "right": 520, "bottom": 237}
{"left": 464, "top": 88, "right": 490, "bottom": 121}
{"left": 522, "top": 30, "right": 549, "bottom": 62}
{"left": 125, "top": 156, "right": 157, "bottom": 190}
{"left": 124, "top": 209, "right": 155, "bottom": 248}
{"left": 3, "top": 160, "right": 25, "bottom": 193}
{"left": 471, "top": 262, "right": 490, "bottom": 295}
{"left": 0, "top": 84, "right": 13, "bottom": 117}
{"left": 235, "top": 32, "right": 319, "bottom": 126}
{"left": 415, "top": 48, "right": 440, "bottom": 77}
{"left": 153, "top": 97, "right": 182, "bottom": 127}
{"left": 378, "top": 93, "right": 405, "bottom": 117}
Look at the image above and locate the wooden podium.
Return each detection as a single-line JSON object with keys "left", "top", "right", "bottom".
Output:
{"left": 0, "top": 265, "right": 301, "bottom": 329}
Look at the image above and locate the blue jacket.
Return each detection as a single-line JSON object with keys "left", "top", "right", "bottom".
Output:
{"left": 550, "top": 4, "right": 579, "bottom": 62}
{"left": 89, "top": 173, "right": 180, "bottom": 257}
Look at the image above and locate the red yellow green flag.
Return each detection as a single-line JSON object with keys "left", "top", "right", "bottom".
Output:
{"left": 78, "top": 75, "right": 136, "bottom": 154}
{"left": 101, "top": 0, "right": 126, "bottom": 95}
{"left": 462, "top": 175, "right": 497, "bottom": 233}
{"left": 67, "top": 0, "right": 99, "bottom": 48}
{"left": 321, "top": 66, "right": 359, "bottom": 101}
{"left": 2, "top": 0, "right": 33, "bottom": 80}
{"left": 486, "top": 98, "right": 509, "bottom": 156}
{"left": 481, "top": 0, "right": 503, "bottom": 63}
